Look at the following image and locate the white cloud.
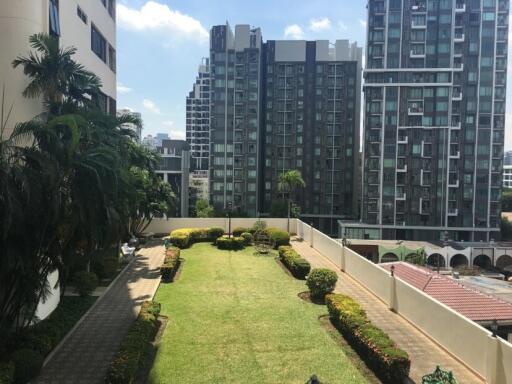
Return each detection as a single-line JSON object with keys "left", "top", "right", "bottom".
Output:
{"left": 338, "top": 21, "right": 348, "bottom": 31}
{"left": 309, "top": 17, "right": 331, "bottom": 32}
{"left": 117, "top": 1, "right": 208, "bottom": 42}
{"left": 142, "top": 99, "right": 161, "bottom": 114}
{"left": 284, "top": 24, "right": 304, "bottom": 40}
{"left": 117, "top": 83, "right": 132, "bottom": 94}
{"left": 359, "top": 19, "right": 367, "bottom": 28}
{"left": 170, "top": 129, "right": 185, "bottom": 140}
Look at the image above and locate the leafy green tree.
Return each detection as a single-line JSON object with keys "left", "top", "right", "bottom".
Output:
{"left": 0, "top": 34, "right": 176, "bottom": 334}
{"left": 501, "top": 216, "right": 512, "bottom": 241}
{"left": 278, "top": 170, "right": 306, "bottom": 231}
{"left": 502, "top": 188, "right": 512, "bottom": 212}
{"left": 195, "top": 199, "right": 214, "bottom": 218}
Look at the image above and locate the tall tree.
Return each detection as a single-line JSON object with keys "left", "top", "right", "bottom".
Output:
{"left": 278, "top": 170, "right": 306, "bottom": 232}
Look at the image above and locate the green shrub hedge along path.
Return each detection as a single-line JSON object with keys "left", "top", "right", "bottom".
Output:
{"left": 150, "top": 243, "right": 369, "bottom": 384}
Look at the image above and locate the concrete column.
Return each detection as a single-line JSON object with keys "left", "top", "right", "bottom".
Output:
{"left": 389, "top": 268, "right": 397, "bottom": 312}
{"left": 485, "top": 335, "right": 499, "bottom": 384}
{"left": 310, "top": 223, "right": 314, "bottom": 248}
{"left": 340, "top": 245, "right": 346, "bottom": 271}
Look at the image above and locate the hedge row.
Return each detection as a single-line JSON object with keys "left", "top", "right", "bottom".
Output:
{"left": 0, "top": 296, "right": 97, "bottom": 384}
{"left": 169, "top": 227, "right": 224, "bottom": 248}
{"left": 216, "top": 236, "right": 245, "bottom": 250}
{"left": 160, "top": 246, "right": 181, "bottom": 281}
{"left": 278, "top": 246, "right": 311, "bottom": 279}
{"left": 106, "top": 301, "right": 161, "bottom": 384}
{"left": 266, "top": 228, "right": 290, "bottom": 248}
{"left": 326, "top": 294, "right": 410, "bottom": 383}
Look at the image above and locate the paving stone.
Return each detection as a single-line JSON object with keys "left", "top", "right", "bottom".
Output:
{"left": 35, "top": 242, "right": 165, "bottom": 384}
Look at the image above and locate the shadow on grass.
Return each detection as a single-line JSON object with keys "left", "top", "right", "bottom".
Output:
{"left": 298, "top": 291, "right": 325, "bottom": 305}
{"left": 318, "top": 315, "right": 385, "bottom": 384}
{"left": 137, "top": 315, "right": 168, "bottom": 384}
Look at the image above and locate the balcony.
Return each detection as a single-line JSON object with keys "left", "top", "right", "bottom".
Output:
{"left": 448, "top": 208, "right": 459, "bottom": 216}
{"left": 410, "top": 50, "right": 426, "bottom": 59}
{"left": 411, "top": 3, "right": 427, "bottom": 12}
{"left": 398, "top": 135, "right": 408, "bottom": 144}
{"left": 397, "top": 164, "right": 407, "bottom": 172}
{"left": 408, "top": 102, "right": 424, "bottom": 115}
{"left": 411, "top": 21, "right": 426, "bottom": 29}
{"left": 455, "top": 2, "right": 466, "bottom": 12}
{"left": 396, "top": 191, "right": 406, "bottom": 200}
{"left": 452, "top": 88, "right": 462, "bottom": 101}
{"left": 454, "top": 33, "right": 465, "bottom": 43}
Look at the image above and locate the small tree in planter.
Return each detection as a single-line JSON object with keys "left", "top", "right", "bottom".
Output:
{"left": 306, "top": 269, "right": 338, "bottom": 300}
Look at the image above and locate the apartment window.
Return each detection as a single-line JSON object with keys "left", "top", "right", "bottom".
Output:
{"left": 107, "top": 0, "right": 115, "bottom": 19}
{"left": 91, "top": 25, "right": 107, "bottom": 62}
{"left": 49, "top": 0, "right": 60, "bottom": 36}
{"left": 108, "top": 44, "right": 116, "bottom": 72}
{"left": 77, "top": 6, "right": 87, "bottom": 24}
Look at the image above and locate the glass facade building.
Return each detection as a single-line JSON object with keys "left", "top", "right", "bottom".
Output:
{"left": 354, "top": 0, "right": 509, "bottom": 241}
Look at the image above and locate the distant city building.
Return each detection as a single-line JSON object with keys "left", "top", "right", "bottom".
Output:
{"left": 346, "top": 0, "right": 509, "bottom": 242}
{"left": 209, "top": 23, "right": 362, "bottom": 229}
{"left": 142, "top": 134, "right": 158, "bottom": 148}
{"left": 155, "top": 133, "right": 170, "bottom": 146}
{"left": 504, "top": 150, "right": 512, "bottom": 166}
{"left": 1, "top": 0, "right": 117, "bottom": 138}
{"left": 155, "top": 139, "right": 190, "bottom": 217}
{"left": 262, "top": 39, "right": 362, "bottom": 234}
{"left": 186, "top": 58, "right": 210, "bottom": 172}
{"left": 504, "top": 165, "right": 512, "bottom": 188}
{"left": 117, "top": 108, "right": 142, "bottom": 142}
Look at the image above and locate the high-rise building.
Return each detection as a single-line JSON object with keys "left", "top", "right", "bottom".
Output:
{"left": 209, "top": 24, "right": 263, "bottom": 216}
{"left": 342, "top": 0, "right": 509, "bottom": 241}
{"left": 117, "top": 108, "right": 142, "bottom": 142}
{"left": 262, "top": 40, "right": 362, "bottom": 234}
{"left": 186, "top": 58, "right": 211, "bottom": 172}
{"left": 156, "top": 139, "right": 190, "bottom": 217}
{"left": 0, "top": 0, "right": 117, "bottom": 138}
{"left": 504, "top": 150, "right": 512, "bottom": 165}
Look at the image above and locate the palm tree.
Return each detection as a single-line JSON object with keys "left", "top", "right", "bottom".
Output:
{"left": 278, "top": 170, "right": 306, "bottom": 232}
{"left": 12, "top": 33, "right": 101, "bottom": 115}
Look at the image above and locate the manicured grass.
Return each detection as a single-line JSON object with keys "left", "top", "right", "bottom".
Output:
{"left": 149, "top": 243, "right": 369, "bottom": 384}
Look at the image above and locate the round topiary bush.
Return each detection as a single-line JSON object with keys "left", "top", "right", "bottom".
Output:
{"left": 240, "top": 232, "right": 253, "bottom": 245}
{"left": 208, "top": 227, "right": 224, "bottom": 241}
{"left": 232, "top": 227, "right": 249, "bottom": 237}
{"left": 12, "top": 348, "right": 44, "bottom": 384}
{"left": 74, "top": 271, "right": 99, "bottom": 297}
{"left": 306, "top": 268, "right": 338, "bottom": 299}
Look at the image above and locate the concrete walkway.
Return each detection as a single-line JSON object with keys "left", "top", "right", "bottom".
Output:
{"left": 291, "top": 239, "right": 484, "bottom": 384}
{"left": 35, "top": 242, "right": 165, "bottom": 384}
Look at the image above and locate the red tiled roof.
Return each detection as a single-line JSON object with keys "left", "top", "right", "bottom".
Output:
{"left": 382, "top": 262, "right": 512, "bottom": 322}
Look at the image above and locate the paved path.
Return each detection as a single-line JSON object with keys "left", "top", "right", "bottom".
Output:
{"left": 35, "top": 242, "right": 165, "bottom": 384}
{"left": 291, "top": 239, "right": 484, "bottom": 384}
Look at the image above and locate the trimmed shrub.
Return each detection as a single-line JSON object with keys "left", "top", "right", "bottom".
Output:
{"left": 251, "top": 220, "right": 267, "bottom": 233}
{"left": 306, "top": 268, "right": 337, "bottom": 299}
{"left": 11, "top": 349, "right": 44, "bottom": 384}
{"left": 73, "top": 271, "right": 99, "bottom": 297}
{"left": 160, "top": 246, "right": 181, "bottom": 281}
{"left": 326, "top": 294, "right": 410, "bottom": 383}
{"left": 106, "top": 301, "right": 161, "bottom": 384}
{"left": 208, "top": 227, "right": 224, "bottom": 241}
{"left": 232, "top": 227, "right": 249, "bottom": 237}
{"left": 216, "top": 236, "right": 245, "bottom": 250}
{"left": 0, "top": 361, "right": 14, "bottom": 384}
{"left": 169, "top": 228, "right": 214, "bottom": 248}
{"left": 278, "top": 246, "right": 311, "bottom": 279}
{"left": 240, "top": 232, "right": 253, "bottom": 245}
{"left": 265, "top": 228, "right": 290, "bottom": 248}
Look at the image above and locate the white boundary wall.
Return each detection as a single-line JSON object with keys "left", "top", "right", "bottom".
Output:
{"left": 298, "top": 220, "right": 512, "bottom": 384}
{"left": 35, "top": 269, "right": 60, "bottom": 321}
{"left": 145, "top": 217, "right": 297, "bottom": 235}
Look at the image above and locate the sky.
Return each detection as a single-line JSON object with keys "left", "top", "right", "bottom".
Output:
{"left": 115, "top": 0, "right": 512, "bottom": 150}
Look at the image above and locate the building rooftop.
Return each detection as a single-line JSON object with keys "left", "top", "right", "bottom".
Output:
{"left": 382, "top": 262, "right": 512, "bottom": 323}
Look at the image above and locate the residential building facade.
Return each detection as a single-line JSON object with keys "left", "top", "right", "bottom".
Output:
{"left": 209, "top": 24, "right": 263, "bottom": 216}
{"left": 504, "top": 149, "right": 512, "bottom": 165}
{"left": 262, "top": 39, "right": 362, "bottom": 234}
{"left": 0, "top": 0, "right": 117, "bottom": 139}
{"left": 186, "top": 58, "right": 211, "bottom": 172}
{"left": 345, "top": 0, "right": 509, "bottom": 241}
{"left": 156, "top": 139, "right": 190, "bottom": 217}
{"left": 504, "top": 165, "right": 512, "bottom": 188}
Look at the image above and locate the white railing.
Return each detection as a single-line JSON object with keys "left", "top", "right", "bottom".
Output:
{"left": 297, "top": 219, "right": 512, "bottom": 384}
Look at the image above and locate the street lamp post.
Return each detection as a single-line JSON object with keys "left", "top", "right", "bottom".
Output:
{"left": 227, "top": 201, "right": 233, "bottom": 238}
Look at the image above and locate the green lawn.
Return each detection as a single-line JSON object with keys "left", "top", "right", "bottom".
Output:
{"left": 149, "top": 243, "right": 369, "bottom": 384}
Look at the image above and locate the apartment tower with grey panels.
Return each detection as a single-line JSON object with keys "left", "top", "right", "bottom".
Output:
{"left": 209, "top": 24, "right": 262, "bottom": 216}
{"left": 262, "top": 40, "right": 362, "bottom": 234}
{"left": 345, "top": 0, "right": 509, "bottom": 241}
{"left": 186, "top": 58, "right": 211, "bottom": 172}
